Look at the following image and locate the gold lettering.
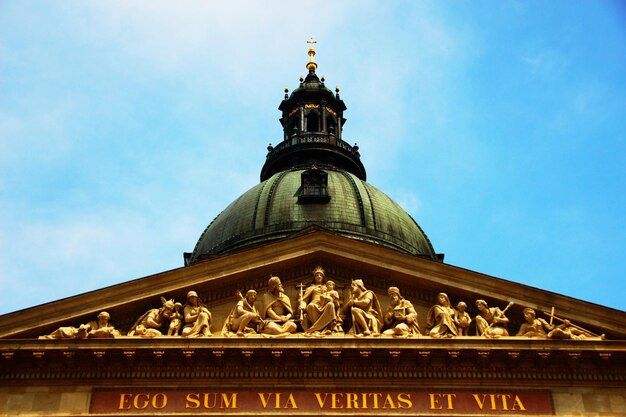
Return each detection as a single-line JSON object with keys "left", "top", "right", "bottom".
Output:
{"left": 285, "top": 393, "right": 298, "bottom": 409}
{"left": 383, "top": 394, "right": 397, "bottom": 409}
{"left": 397, "top": 393, "right": 412, "bottom": 409}
{"left": 331, "top": 393, "right": 344, "bottom": 409}
{"left": 346, "top": 393, "right": 359, "bottom": 409}
{"left": 369, "top": 393, "right": 382, "bottom": 408}
{"left": 429, "top": 393, "right": 455, "bottom": 410}
{"left": 445, "top": 393, "right": 456, "bottom": 410}
{"left": 314, "top": 393, "right": 329, "bottom": 408}
{"left": 472, "top": 394, "right": 487, "bottom": 410}
{"left": 118, "top": 393, "right": 132, "bottom": 410}
{"left": 429, "top": 393, "right": 442, "bottom": 410}
{"left": 185, "top": 393, "right": 200, "bottom": 409}
{"left": 498, "top": 394, "right": 511, "bottom": 411}
{"left": 258, "top": 393, "right": 272, "bottom": 409}
{"left": 152, "top": 393, "right": 167, "bottom": 409}
{"left": 221, "top": 393, "right": 237, "bottom": 409}
{"left": 361, "top": 393, "right": 368, "bottom": 408}
{"left": 203, "top": 393, "right": 217, "bottom": 409}
{"left": 133, "top": 393, "right": 150, "bottom": 410}
{"left": 490, "top": 394, "right": 497, "bottom": 410}
{"left": 512, "top": 395, "right": 527, "bottom": 411}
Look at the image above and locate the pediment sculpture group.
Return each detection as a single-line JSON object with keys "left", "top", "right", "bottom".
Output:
{"left": 40, "top": 266, "right": 602, "bottom": 340}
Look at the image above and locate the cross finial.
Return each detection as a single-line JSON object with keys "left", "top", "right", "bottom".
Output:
{"left": 306, "top": 38, "right": 318, "bottom": 71}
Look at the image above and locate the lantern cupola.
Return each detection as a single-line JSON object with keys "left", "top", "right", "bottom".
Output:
{"left": 260, "top": 39, "right": 366, "bottom": 181}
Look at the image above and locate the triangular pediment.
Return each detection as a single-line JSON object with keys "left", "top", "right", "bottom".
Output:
{"left": 1, "top": 229, "right": 624, "bottom": 341}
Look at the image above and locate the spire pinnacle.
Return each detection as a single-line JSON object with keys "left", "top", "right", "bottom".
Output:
{"left": 306, "top": 37, "right": 318, "bottom": 71}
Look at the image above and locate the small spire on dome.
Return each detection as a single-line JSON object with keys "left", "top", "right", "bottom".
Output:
{"left": 306, "top": 37, "right": 318, "bottom": 72}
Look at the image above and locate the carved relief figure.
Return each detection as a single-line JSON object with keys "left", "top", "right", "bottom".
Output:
{"left": 426, "top": 293, "right": 458, "bottom": 338}
{"left": 167, "top": 302, "right": 183, "bottom": 336}
{"left": 382, "top": 287, "right": 420, "bottom": 337}
{"left": 223, "top": 290, "right": 262, "bottom": 336}
{"left": 324, "top": 280, "right": 342, "bottom": 320}
{"left": 128, "top": 297, "right": 176, "bottom": 336}
{"left": 454, "top": 301, "right": 471, "bottom": 336}
{"left": 475, "top": 299, "right": 511, "bottom": 338}
{"left": 546, "top": 321, "right": 589, "bottom": 340}
{"left": 344, "top": 279, "right": 382, "bottom": 336}
{"left": 132, "top": 324, "right": 162, "bottom": 338}
{"left": 182, "top": 291, "right": 212, "bottom": 337}
{"left": 41, "top": 324, "right": 89, "bottom": 340}
{"left": 88, "top": 311, "right": 121, "bottom": 338}
{"left": 516, "top": 308, "right": 551, "bottom": 338}
{"left": 261, "top": 276, "right": 297, "bottom": 336}
{"left": 542, "top": 309, "right": 604, "bottom": 340}
{"left": 40, "top": 311, "right": 120, "bottom": 339}
{"left": 516, "top": 307, "right": 602, "bottom": 339}
{"left": 299, "top": 266, "right": 342, "bottom": 335}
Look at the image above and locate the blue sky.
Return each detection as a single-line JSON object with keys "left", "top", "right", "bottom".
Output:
{"left": 1, "top": 1, "right": 625, "bottom": 314}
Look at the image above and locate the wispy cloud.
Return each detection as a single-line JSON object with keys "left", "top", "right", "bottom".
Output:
{"left": 522, "top": 49, "right": 567, "bottom": 78}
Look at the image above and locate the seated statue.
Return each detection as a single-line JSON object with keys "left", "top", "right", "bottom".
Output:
{"left": 128, "top": 297, "right": 176, "bottom": 336}
{"left": 344, "top": 279, "right": 382, "bottom": 336}
{"left": 181, "top": 290, "right": 212, "bottom": 337}
{"left": 475, "top": 299, "right": 510, "bottom": 338}
{"left": 382, "top": 287, "right": 420, "bottom": 337}
{"left": 261, "top": 276, "right": 297, "bottom": 337}
{"left": 454, "top": 301, "right": 471, "bottom": 336}
{"left": 426, "top": 293, "right": 458, "bottom": 338}
{"left": 299, "top": 266, "right": 343, "bottom": 335}
{"left": 516, "top": 308, "right": 551, "bottom": 338}
{"left": 40, "top": 311, "right": 120, "bottom": 339}
{"left": 223, "top": 290, "right": 262, "bottom": 336}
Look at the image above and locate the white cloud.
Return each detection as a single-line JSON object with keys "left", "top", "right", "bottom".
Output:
{"left": 522, "top": 49, "right": 567, "bottom": 79}
{"left": 389, "top": 189, "right": 422, "bottom": 216}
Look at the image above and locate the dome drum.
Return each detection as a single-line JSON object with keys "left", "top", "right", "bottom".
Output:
{"left": 262, "top": 133, "right": 365, "bottom": 181}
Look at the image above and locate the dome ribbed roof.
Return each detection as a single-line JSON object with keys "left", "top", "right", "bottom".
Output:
{"left": 189, "top": 168, "right": 437, "bottom": 263}
{"left": 187, "top": 44, "right": 441, "bottom": 265}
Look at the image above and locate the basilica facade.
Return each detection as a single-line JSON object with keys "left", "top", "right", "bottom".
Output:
{"left": 1, "top": 44, "right": 625, "bottom": 416}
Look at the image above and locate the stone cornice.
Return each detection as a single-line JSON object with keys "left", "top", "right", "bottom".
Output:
{"left": 1, "top": 338, "right": 624, "bottom": 387}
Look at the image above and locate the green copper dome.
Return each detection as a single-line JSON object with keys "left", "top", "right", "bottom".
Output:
{"left": 189, "top": 168, "right": 437, "bottom": 263}
{"left": 186, "top": 44, "right": 440, "bottom": 265}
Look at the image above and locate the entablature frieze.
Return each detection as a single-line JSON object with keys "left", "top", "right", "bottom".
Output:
{"left": 1, "top": 339, "right": 625, "bottom": 387}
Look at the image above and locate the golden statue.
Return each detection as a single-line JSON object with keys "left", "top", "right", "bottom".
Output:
{"left": 344, "top": 279, "right": 382, "bottom": 336}
{"left": 40, "top": 311, "right": 120, "bottom": 339}
{"left": 382, "top": 287, "right": 420, "bottom": 337}
{"left": 260, "top": 276, "right": 297, "bottom": 337}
